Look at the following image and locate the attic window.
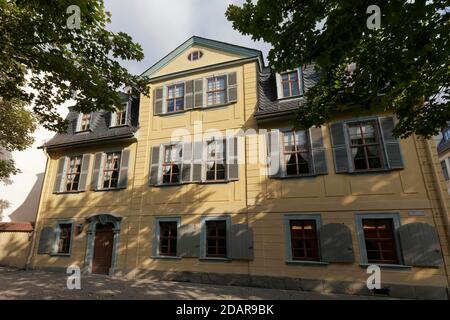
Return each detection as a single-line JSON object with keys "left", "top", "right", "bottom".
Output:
{"left": 188, "top": 50, "right": 203, "bottom": 61}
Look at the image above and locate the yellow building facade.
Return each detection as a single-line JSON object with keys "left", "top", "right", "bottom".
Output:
{"left": 30, "top": 37, "right": 450, "bottom": 299}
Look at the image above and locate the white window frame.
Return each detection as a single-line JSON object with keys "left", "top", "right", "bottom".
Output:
{"left": 52, "top": 220, "right": 74, "bottom": 256}
{"left": 158, "top": 142, "right": 183, "bottom": 185}
{"left": 110, "top": 102, "right": 130, "bottom": 127}
{"left": 203, "top": 138, "right": 227, "bottom": 182}
{"left": 205, "top": 74, "right": 228, "bottom": 107}
{"left": 76, "top": 112, "right": 92, "bottom": 132}
{"left": 276, "top": 68, "right": 303, "bottom": 99}
{"left": 100, "top": 151, "right": 122, "bottom": 190}
{"left": 279, "top": 129, "right": 313, "bottom": 177}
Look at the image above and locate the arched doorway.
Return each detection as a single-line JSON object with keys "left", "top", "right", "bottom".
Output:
{"left": 92, "top": 223, "right": 114, "bottom": 274}
{"left": 84, "top": 214, "right": 121, "bottom": 275}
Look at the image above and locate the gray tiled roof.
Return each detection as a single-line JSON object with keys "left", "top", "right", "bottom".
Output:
{"left": 255, "top": 64, "right": 320, "bottom": 118}
{"left": 43, "top": 93, "right": 139, "bottom": 150}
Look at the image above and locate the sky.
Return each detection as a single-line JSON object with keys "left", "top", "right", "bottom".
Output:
{"left": 0, "top": 0, "right": 271, "bottom": 221}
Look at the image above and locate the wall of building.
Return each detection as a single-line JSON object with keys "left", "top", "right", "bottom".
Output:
{"left": 0, "top": 231, "right": 32, "bottom": 268}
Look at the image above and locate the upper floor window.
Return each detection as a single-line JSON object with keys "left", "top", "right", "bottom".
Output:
{"left": 207, "top": 75, "right": 227, "bottom": 106}
{"left": 441, "top": 160, "right": 449, "bottom": 181}
{"left": 283, "top": 130, "right": 311, "bottom": 176}
{"left": 102, "top": 152, "right": 121, "bottom": 189}
{"left": 347, "top": 121, "right": 383, "bottom": 171}
{"left": 162, "top": 144, "right": 182, "bottom": 184}
{"left": 76, "top": 113, "right": 91, "bottom": 132}
{"left": 276, "top": 69, "right": 302, "bottom": 99}
{"left": 167, "top": 84, "right": 185, "bottom": 112}
{"left": 188, "top": 50, "right": 203, "bottom": 61}
{"left": 65, "top": 156, "right": 82, "bottom": 192}
{"left": 111, "top": 103, "right": 128, "bottom": 127}
{"left": 443, "top": 129, "right": 450, "bottom": 142}
{"left": 206, "top": 140, "right": 226, "bottom": 181}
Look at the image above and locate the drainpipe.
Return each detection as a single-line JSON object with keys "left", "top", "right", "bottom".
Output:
{"left": 425, "top": 139, "right": 450, "bottom": 288}
{"left": 25, "top": 147, "right": 50, "bottom": 270}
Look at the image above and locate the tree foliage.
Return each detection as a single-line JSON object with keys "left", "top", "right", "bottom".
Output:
{"left": 226, "top": 0, "right": 450, "bottom": 138}
{"left": 0, "top": 0, "right": 149, "bottom": 178}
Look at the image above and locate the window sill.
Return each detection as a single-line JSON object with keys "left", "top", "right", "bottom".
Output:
{"left": 277, "top": 95, "right": 304, "bottom": 102}
{"left": 199, "top": 257, "right": 232, "bottom": 263}
{"left": 109, "top": 124, "right": 129, "bottom": 128}
{"left": 286, "top": 260, "right": 328, "bottom": 266}
{"left": 271, "top": 174, "right": 321, "bottom": 180}
{"left": 54, "top": 190, "right": 85, "bottom": 194}
{"left": 151, "top": 255, "right": 181, "bottom": 260}
{"left": 359, "top": 263, "right": 411, "bottom": 270}
{"left": 156, "top": 102, "right": 235, "bottom": 117}
{"left": 74, "top": 129, "right": 91, "bottom": 134}
{"left": 50, "top": 253, "right": 71, "bottom": 257}
{"left": 345, "top": 168, "right": 403, "bottom": 175}
{"left": 93, "top": 187, "right": 126, "bottom": 192}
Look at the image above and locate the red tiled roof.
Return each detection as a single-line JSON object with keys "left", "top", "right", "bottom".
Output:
{"left": 0, "top": 222, "right": 34, "bottom": 232}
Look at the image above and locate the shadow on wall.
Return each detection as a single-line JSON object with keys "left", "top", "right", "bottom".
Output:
{"left": 9, "top": 173, "right": 44, "bottom": 222}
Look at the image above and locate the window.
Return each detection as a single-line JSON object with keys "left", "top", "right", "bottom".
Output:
{"left": 56, "top": 223, "right": 72, "bottom": 255}
{"left": 362, "top": 219, "right": 399, "bottom": 264}
{"left": 282, "top": 130, "right": 311, "bottom": 176}
{"left": 112, "top": 104, "right": 127, "bottom": 126}
{"left": 79, "top": 113, "right": 91, "bottom": 131}
{"left": 289, "top": 220, "right": 320, "bottom": 261}
{"left": 158, "top": 221, "right": 178, "bottom": 256}
{"left": 205, "top": 220, "right": 227, "bottom": 258}
{"left": 347, "top": 120, "right": 384, "bottom": 171}
{"left": 188, "top": 50, "right": 203, "bottom": 61}
{"left": 162, "top": 144, "right": 182, "bottom": 184}
{"left": 281, "top": 70, "right": 300, "bottom": 98}
{"left": 443, "top": 129, "right": 450, "bottom": 141}
{"left": 206, "top": 140, "right": 226, "bottom": 181}
{"left": 207, "top": 76, "right": 227, "bottom": 106}
{"left": 441, "top": 160, "right": 449, "bottom": 181}
{"left": 64, "top": 156, "right": 82, "bottom": 192}
{"left": 102, "top": 152, "right": 121, "bottom": 189}
{"left": 167, "top": 84, "right": 185, "bottom": 112}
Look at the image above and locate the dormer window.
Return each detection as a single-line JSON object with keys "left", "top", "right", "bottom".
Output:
{"left": 276, "top": 68, "right": 303, "bottom": 99}
{"left": 188, "top": 50, "right": 203, "bottom": 61}
{"left": 111, "top": 102, "right": 129, "bottom": 127}
{"left": 76, "top": 113, "right": 91, "bottom": 132}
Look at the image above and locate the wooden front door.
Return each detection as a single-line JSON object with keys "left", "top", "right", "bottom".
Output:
{"left": 92, "top": 223, "right": 114, "bottom": 275}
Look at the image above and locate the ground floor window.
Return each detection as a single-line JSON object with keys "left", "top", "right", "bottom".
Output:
{"left": 56, "top": 223, "right": 73, "bottom": 255}
{"left": 288, "top": 219, "right": 320, "bottom": 261}
{"left": 205, "top": 220, "right": 227, "bottom": 258}
{"left": 362, "top": 218, "right": 399, "bottom": 264}
{"left": 158, "top": 221, "right": 178, "bottom": 256}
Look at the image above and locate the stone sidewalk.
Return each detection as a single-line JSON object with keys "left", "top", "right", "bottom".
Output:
{"left": 0, "top": 267, "right": 389, "bottom": 300}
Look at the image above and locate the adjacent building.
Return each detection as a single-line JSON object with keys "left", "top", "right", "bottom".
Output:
{"left": 29, "top": 37, "right": 450, "bottom": 299}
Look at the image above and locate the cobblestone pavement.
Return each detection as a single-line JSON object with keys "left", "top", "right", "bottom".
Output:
{"left": 0, "top": 267, "right": 389, "bottom": 300}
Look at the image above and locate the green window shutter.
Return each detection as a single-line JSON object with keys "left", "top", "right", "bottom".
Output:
{"left": 118, "top": 149, "right": 131, "bottom": 188}
{"left": 226, "top": 136, "right": 239, "bottom": 181}
{"left": 378, "top": 116, "right": 404, "bottom": 169}
{"left": 229, "top": 224, "right": 254, "bottom": 260}
{"left": 227, "top": 72, "right": 238, "bottom": 103}
{"left": 53, "top": 157, "right": 66, "bottom": 193}
{"left": 78, "top": 154, "right": 91, "bottom": 191}
{"left": 399, "top": 222, "right": 443, "bottom": 267}
{"left": 185, "top": 80, "right": 194, "bottom": 109}
{"left": 194, "top": 79, "right": 203, "bottom": 108}
{"left": 91, "top": 152, "right": 103, "bottom": 190}
{"left": 320, "top": 223, "right": 354, "bottom": 263}
{"left": 309, "top": 126, "right": 327, "bottom": 175}
{"left": 37, "top": 226, "right": 56, "bottom": 254}
{"left": 266, "top": 130, "right": 281, "bottom": 177}
{"left": 330, "top": 122, "right": 351, "bottom": 173}
{"left": 181, "top": 141, "right": 193, "bottom": 183}
{"left": 177, "top": 224, "right": 200, "bottom": 258}
{"left": 192, "top": 140, "right": 203, "bottom": 182}
{"left": 148, "top": 146, "right": 160, "bottom": 186}
{"left": 153, "top": 87, "right": 163, "bottom": 115}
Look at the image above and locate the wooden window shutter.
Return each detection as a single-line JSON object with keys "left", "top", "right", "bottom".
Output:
{"left": 194, "top": 79, "right": 203, "bottom": 108}
{"left": 37, "top": 226, "right": 56, "bottom": 254}
{"left": 110, "top": 111, "right": 117, "bottom": 127}
{"left": 329, "top": 122, "right": 351, "bottom": 173}
{"left": 227, "top": 72, "right": 238, "bottom": 103}
{"left": 177, "top": 224, "right": 200, "bottom": 257}
{"left": 319, "top": 223, "right": 354, "bottom": 263}
{"left": 181, "top": 141, "right": 193, "bottom": 183}
{"left": 125, "top": 101, "right": 132, "bottom": 126}
{"left": 153, "top": 87, "right": 164, "bottom": 115}
{"left": 226, "top": 136, "right": 239, "bottom": 180}
{"left": 229, "top": 224, "right": 254, "bottom": 260}
{"left": 378, "top": 116, "right": 404, "bottom": 169}
{"left": 296, "top": 67, "right": 304, "bottom": 95}
{"left": 192, "top": 140, "right": 203, "bottom": 182}
{"left": 118, "top": 149, "right": 131, "bottom": 188}
{"left": 75, "top": 113, "right": 82, "bottom": 131}
{"left": 91, "top": 152, "right": 103, "bottom": 190}
{"left": 78, "top": 154, "right": 91, "bottom": 191}
{"left": 53, "top": 157, "right": 67, "bottom": 193}
{"left": 399, "top": 222, "right": 443, "bottom": 267}
{"left": 148, "top": 146, "right": 160, "bottom": 186}
{"left": 266, "top": 130, "right": 281, "bottom": 177}
{"left": 275, "top": 73, "right": 283, "bottom": 99}
{"left": 309, "top": 126, "right": 327, "bottom": 175}
{"left": 185, "top": 80, "right": 194, "bottom": 109}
